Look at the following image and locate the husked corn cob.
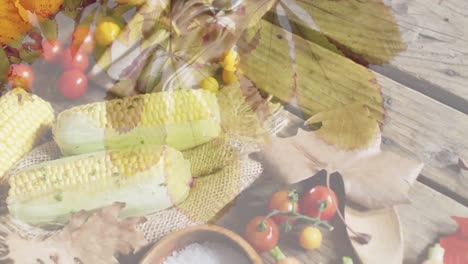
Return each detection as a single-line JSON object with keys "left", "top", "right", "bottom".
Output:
{"left": 53, "top": 89, "right": 221, "bottom": 155}
{"left": 7, "top": 145, "right": 192, "bottom": 225}
{"left": 0, "top": 89, "right": 54, "bottom": 177}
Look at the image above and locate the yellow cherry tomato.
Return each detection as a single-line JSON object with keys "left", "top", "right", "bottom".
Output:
{"left": 299, "top": 226, "right": 322, "bottom": 250}
{"left": 222, "top": 50, "right": 239, "bottom": 71}
{"left": 95, "top": 20, "right": 121, "bottom": 46}
{"left": 222, "top": 70, "right": 238, "bottom": 85}
{"left": 199, "top": 77, "right": 219, "bottom": 93}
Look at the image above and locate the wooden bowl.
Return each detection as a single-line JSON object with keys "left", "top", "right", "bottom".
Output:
{"left": 140, "top": 225, "right": 263, "bottom": 264}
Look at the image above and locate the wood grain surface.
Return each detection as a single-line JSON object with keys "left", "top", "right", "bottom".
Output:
{"left": 383, "top": 0, "right": 468, "bottom": 105}
{"left": 242, "top": 20, "right": 468, "bottom": 204}
{"left": 217, "top": 110, "right": 468, "bottom": 264}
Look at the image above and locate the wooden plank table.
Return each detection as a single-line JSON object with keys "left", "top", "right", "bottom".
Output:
{"left": 11, "top": 2, "right": 467, "bottom": 263}
{"left": 216, "top": 7, "right": 468, "bottom": 264}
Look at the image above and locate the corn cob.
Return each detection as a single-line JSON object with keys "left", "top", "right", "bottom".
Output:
{"left": 53, "top": 89, "right": 221, "bottom": 155}
{"left": 0, "top": 89, "right": 54, "bottom": 177}
{"left": 7, "top": 145, "right": 192, "bottom": 225}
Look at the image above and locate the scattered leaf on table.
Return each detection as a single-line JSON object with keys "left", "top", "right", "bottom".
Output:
{"left": 288, "top": 0, "right": 406, "bottom": 65}
{"left": 257, "top": 125, "right": 424, "bottom": 209}
{"left": 305, "top": 103, "right": 380, "bottom": 149}
{"left": 238, "top": 19, "right": 384, "bottom": 149}
{"left": 345, "top": 206, "right": 404, "bottom": 264}
{"left": 0, "top": 203, "right": 148, "bottom": 264}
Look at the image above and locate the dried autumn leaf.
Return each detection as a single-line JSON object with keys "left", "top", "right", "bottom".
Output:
{"left": 305, "top": 103, "right": 380, "bottom": 149}
{"left": 18, "top": 0, "right": 63, "bottom": 18}
{"left": 238, "top": 19, "right": 385, "bottom": 149}
{"left": 345, "top": 206, "right": 404, "bottom": 264}
{"left": 289, "top": 0, "right": 406, "bottom": 65}
{"left": 1, "top": 203, "right": 148, "bottom": 264}
{"left": 257, "top": 120, "right": 424, "bottom": 209}
{"left": 0, "top": 2, "right": 32, "bottom": 45}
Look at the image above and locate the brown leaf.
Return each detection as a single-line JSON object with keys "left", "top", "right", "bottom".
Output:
{"left": 345, "top": 206, "right": 404, "bottom": 264}
{"left": 2, "top": 203, "right": 148, "bottom": 264}
{"left": 258, "top": 127, "right": 424, "bottom": 209}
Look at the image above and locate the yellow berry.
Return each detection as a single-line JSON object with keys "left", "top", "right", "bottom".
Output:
{"left": 95, "top": 20, "right": 121, "bottom": 46}
{"left": 222, "top": 50, "right": 239, "bottom": 71}
{"left": 199, "top": 77, "right": 219, "bottom": 93}
{"left": 222, "top": 70, "right": 238, "bottom": 85}
{"left": 299, "top": 226, "right": 322, "bottom": 250}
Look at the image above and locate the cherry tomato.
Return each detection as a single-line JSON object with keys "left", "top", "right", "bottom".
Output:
{"left": 268, "top": 189, "right": 300, "bottom": 225}
{"left": 95, "top": 20, "right": 121, "bottom": 46}
{"left": 71, "top": 26, "right": 95, "bottom": 53}
{"left": 61, "top": 48, "right": 89, "bottom": 71}
{"left": 299, "top": 226, "right": 322, "bottom": 250}
{"left": 8, "top": 63, "right": 34, "bottom": 90}
{"left": 245, "top": 216, "right": 279, "bottom": 252}
{"left": 41, "top": 39, "right": 63, "bottom": 62}
{"left": 199, "top": 77, "right": 219, "bottom": 92}
{"left": 57, "top": 70, "right": 87, "bottom": 99}
{"left": 301, "top": 185, "right": 338, "bottom": 220}
{"left": 222, "top": 69, "right": 237, "bottom": 84}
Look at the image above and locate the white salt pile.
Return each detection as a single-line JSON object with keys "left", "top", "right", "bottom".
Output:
{"left": 163, "top": 241, "right": 250, "bottom": 264}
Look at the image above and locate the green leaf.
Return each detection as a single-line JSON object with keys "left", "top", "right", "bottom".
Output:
{"left": 62, "top": 0, "right": 83, "bottom": 18}
{"left": 40, "top": 19, "right": 58, "bottom": 40}
{"left": 19, "top": 50, "right": 40, "bottom": 64}
{"left": 238, "top": 19, "right": 384, "bottom": 149}
{"left": 0, "top": 49, "right": 10, "bottom": 82}
{"left": 305, "top": 103, "right": 380, "bottom": 149}
{"left": 284, "top": 0, "right": 406, "bottom": 64}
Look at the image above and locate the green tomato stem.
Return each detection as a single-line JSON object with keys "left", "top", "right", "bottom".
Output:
{"left": 263, "top": 210, "right": 334, "bottom": 231}
{"left": 269, "top": 246, "right": 286, "bottom": 261}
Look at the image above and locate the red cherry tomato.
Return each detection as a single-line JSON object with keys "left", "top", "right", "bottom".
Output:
{"left": 41, "top": 39, "right": 63, "bottom": 62}
{"left": 61, "top": 48, "right": 89, "bottom": 71}
{"left": 300, "top": 185, "right": 338, "bottom": 220}
{"left": 71, "top": 26, "right": 95, "bottom": 53}
{"left": 57, "top": 70, "right": 87, "bottom": 99}
{"left": 268, "top": 189, "right": 300, "bottom": 225}
{"left": 8, "top": 63, "right": 34, "bottom": 90}
{"left": 245, "top": 216, "right": 279, "bottom": 253}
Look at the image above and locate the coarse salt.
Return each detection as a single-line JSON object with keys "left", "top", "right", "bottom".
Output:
{"left": 163, "top": 241, "right": 250, "bottom": 264}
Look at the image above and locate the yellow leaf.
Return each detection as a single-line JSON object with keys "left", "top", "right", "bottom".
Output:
{"left": 239, "top": 20, "right": 384, "bottom": 149}
{"left": 18, "top": 0, "right": 63, "bottom": 18}
{"left": 13, "top": 0, "right": 31, "bottom": 22}
{"left": 305, "top": 103, "right": 380, "bottom": 149}
{"left": 293, "top": 0, "right": 406, "bottom": 64}
{"left": 0, "top": 1, "right": 32, "bottom": 45}
{"left": 0, "top": 0, "right": 62, "bottom": 45}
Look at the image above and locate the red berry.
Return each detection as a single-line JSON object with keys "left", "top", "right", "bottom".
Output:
{"left": 58, "top": 70, "right": 87, "bottom": 99}
{"left": 41, "top": 39, "right": 63, "bottom": 62}
{"left": 61, "top": 48, "right": 89, "bottom": 71}
{"left": 8, "top": 63, "right": 34, "bottom": 90}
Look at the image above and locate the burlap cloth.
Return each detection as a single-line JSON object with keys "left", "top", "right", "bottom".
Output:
{"left": 0, "top": 137, "right": 263, "bottom": 243}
